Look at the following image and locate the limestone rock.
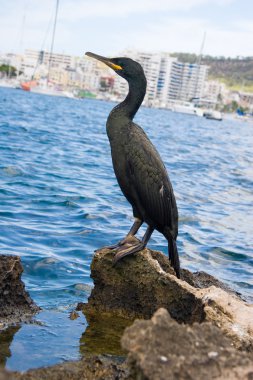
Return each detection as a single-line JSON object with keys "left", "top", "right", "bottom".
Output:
{"left": 1, "top": 249, "right": 253, "bottom": 380}
{"left": 0, "top": 255, "right": 39, "bottom": 327}
{"left": 121, "top": 308, "right": 253, "bottom": 380}
{"left": 82, "top": 247, "right": 253, "bottom": 351}
{"left": 4, "top": 356, "right": 128, "bottom": 380}
{"left": 0, "top": 369, "right": 13, "bottom": 380}
{"left": 82, "top": 248, "right": 205, "bottom": 322}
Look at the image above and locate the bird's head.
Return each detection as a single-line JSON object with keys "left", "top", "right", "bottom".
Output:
{"left": 85, "top": 52, "right": 145, "bottom": 83}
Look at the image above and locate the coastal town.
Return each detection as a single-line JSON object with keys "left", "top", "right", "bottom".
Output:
{"left": 0, "top": 48, "right": 253, "bottom": 118}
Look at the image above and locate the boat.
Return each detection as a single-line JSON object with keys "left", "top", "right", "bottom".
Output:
{"left": 203, "top": 110, "right": 222, "bottom": 121}
{"left": 0, "top": 79, "right": 16, "bottom": 88}
{"left": 30, "top": 81, "right": 74, "bottom": 98}
{"left": 31, "top": 86, "right": 73, "bottom": 98}
{"left": 21, "top": 80, "right": 37, "bottom": 91}
{"left": 171, "top": 101, "right": 204, "bottom": 117}
{"left": 21, "top": 0, "right": 74, "bottom": 99}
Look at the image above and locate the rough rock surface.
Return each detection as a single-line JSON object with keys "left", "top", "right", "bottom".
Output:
{"left": 0, "top": 255, "right": 39, "bottom": 327}
{"left": 1, "top": 248, "right": 253, "bottom": 380}
{"left": 1, "top": 309, "right": 252, "bottom": 380}
{"left": 121, "top": 308, "right": 253, "bottom": 380}
{"left": 81, "top": 246, "right": 253, "bottom": 351}
{"left": 1, "top": 356, "right": 128, "bottom": 380}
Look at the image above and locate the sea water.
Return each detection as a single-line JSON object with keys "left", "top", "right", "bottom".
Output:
{"left": 0, "top": 87, "right": 252, "bottom": 370}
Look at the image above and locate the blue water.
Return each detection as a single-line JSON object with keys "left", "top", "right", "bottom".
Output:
{"left": 0, "top": 87, "right": 252, "bottom": 371}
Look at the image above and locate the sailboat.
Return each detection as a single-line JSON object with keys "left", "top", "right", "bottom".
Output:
{"left": 21, "top": 0, "right": 74, "bottom": 98}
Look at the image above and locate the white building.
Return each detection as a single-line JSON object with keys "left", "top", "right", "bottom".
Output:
{"left": 113, "top": 49, "right": 208, "bottom": 106}
{"left": 203, "top": 80, "right": 224, "bottom": 105}
{"left": 77, "top": 56, "right": 111, "bottom": 91}
{"left": 157, "top": 53, "right": 177, "bottom": 106}
{"left": 24, "top": 49, "right": 74, "bottom": 69}
{"left": 20, "top": 49, "right": 75, "bottom": 81}
{"left": 168, "top": 61, "right": 208, "bottom": 102}
{"left": 114, "top": 50, "right": 162, "bottom": 105}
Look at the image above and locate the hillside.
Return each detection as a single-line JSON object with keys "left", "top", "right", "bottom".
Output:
{"left": 171, "top": 53, "right": 253, "bottom": 92}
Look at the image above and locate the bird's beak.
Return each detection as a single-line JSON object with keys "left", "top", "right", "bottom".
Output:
{"left": 85, "top": 51, "right": 123, "bottom": 71}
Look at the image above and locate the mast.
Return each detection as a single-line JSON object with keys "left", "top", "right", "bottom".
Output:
{"left": 193, "top": 31, "right": 206, "bottom": 101}
{"left": 47, "top": 0, "right": 59, "bottom": 85}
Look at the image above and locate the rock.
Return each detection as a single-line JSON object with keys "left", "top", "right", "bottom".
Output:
{"left": 3, "top": 356, "right": 128, "bottom": 380}
{"left": 1, "top": 248, "right": 252, "bottom": 380}
{"left": 69, "top": 310, "right": 80, "bottom": 320}
{"left": 1, "top": 309, "right": 252, "bottom": 380}
{"left": 0, "top": 255, "right": 39, "bottom": 327}
{"left": 81, "top": 247, "right": 253, "bottom": 351}
{"left": 81, "top": 247, "right": 204, "bottom": 323}
{"left": 197, "top": 285, "right": 253, "bottom": 351}
{"left": 0, "top": 368, "right": 13, "bottom": 380}
{"left": 121, "top": 308, "right": 253, "bottom": 380}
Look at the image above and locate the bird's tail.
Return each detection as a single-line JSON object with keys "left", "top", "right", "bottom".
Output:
{"left": 165, "top": 232, "right": 180, "bottom": 279}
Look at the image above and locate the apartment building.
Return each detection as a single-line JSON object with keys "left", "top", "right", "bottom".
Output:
{"left": 168, "top": 61, "right": 208, "bottom": 102}
{"left": 76, "top": 56, "right": 103, "bottom": 91}
{"left": 114, "top": 49, "right": 208, "bottom": 106}
{"left": 203, "top": 80, "right": 224, "bottom": 105}
{"left": 113, "top": 50, "right": 162, "bottom": 104}
{"left": 157, "top": 53, "right": 177, "bottom": 105}
{"left": 24, "top": 49, "right": 74, "bottom": 69}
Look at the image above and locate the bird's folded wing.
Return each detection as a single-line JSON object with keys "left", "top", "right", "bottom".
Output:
{"left": 126, "top": 126, "right": 177, "bottom": 234}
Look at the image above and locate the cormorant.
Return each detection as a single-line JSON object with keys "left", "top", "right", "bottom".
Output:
{"left": 86, "top": 52, "right": 180, "bottom": 278}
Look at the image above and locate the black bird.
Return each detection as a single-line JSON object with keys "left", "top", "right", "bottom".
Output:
{"left": 86, "top": 52, "right": 180, "bottom": 278}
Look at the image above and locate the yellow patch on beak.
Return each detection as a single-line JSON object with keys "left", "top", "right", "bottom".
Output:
{"left": 108, "top": 62, "right": 123, "bottom": 71}
{"left": 85, "top": 52, "right": 123, "bottom": 71}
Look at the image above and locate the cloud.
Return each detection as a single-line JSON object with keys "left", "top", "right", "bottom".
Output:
{"left": 0, "top": 0, "right": 251, "bottom": 57}
{"left": 1, "top": 0, "right": 235, "bottom": 24}
{"left": 59, "top": 0, "right": 235, "bottom": 20}
{"left": 124, "top": 16, "right": 253, "bottom": 57}
{"left": 235, "top": 19, "right": 253, "bottom": 33}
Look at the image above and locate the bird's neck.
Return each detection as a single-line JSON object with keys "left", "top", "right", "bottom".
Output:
{"left": 109, "top": 76, "right": 147, "bottom": 121}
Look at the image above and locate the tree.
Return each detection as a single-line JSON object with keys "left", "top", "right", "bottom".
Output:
{"left": 0, "top": 64, "right": 17, "bottom": 78}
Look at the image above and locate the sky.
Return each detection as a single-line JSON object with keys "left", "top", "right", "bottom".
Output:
{"left": 0, "top": 0, "right": 252, "bottom": 58}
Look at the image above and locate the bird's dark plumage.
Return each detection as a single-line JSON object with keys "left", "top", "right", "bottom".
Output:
{"left": 86, "top": 52, "right": 180, "bottom": 278}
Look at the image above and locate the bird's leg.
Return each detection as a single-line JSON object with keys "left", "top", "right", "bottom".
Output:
{"left": 97, "top": 218, "right": 143, "bottom": 251}
{"left": 113, "top": 226, "right": 154, "bottom": 265}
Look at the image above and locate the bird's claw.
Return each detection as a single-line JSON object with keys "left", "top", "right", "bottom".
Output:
{"left": 112, "top": 241, "right": 145, "bottom": 266}
{"left": 96, "top": 235, "right": 140, "bottom": 253}
{"left": 94, "top": 241, "right": 124, "bottom": 253}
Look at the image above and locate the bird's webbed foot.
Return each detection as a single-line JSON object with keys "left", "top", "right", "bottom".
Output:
{"left": 95, "top": 234, "right": 140, "bottom": 252}
{"left": 112, "top": 226, "right": 154, "bottom": 265}
{"left": 112, "top": 240, "right": 145, "bottom": 265}
{"left": 95, "top": 240, "right": 123, "bottom": 252}
{"left": 95, "top": 218, "right": 143, "bottom": 253}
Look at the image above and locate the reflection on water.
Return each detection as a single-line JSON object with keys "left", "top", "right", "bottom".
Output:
{"left": 0, "top": 326, "right": 20, "bottom": 367}
{"left": 4, "top": 310, "right": 86, "bottom": 372}
{"left": 80, "top": 311, "right": 134, "bottom": 357}
{"left": 0, "top": 309, "right": 133, "bottom": 371}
